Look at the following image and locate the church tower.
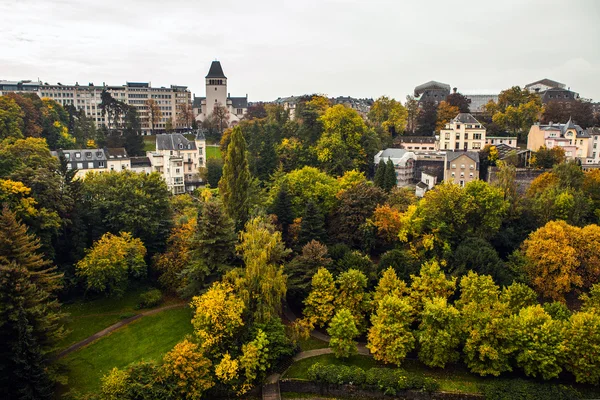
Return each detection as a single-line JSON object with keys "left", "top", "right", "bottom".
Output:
{"left": 205, "top": 61, "right": 227, "bottom": 117}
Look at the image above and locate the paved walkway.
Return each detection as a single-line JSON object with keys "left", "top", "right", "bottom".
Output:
{"left": 54, "top": 303, "right": 185, "bottom": 360}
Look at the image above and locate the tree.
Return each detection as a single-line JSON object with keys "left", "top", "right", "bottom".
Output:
{"left": 245, "top": 103, "right": 268, "bottom": 120}
{"left": 286, "top": 240, "right": 332, "bottom": 303}
{"left": 452, "top": 237, "right": 511, "bottom": 284}
{"left": 373, "top": 267, "right": 407, "bottom": 305}
{"left": 162, "top": 340, "right": 214, "bottom": 399}
{"left": 510, "top": 305, "right": 563, "bottom": 380}
{"left": 562, "top": 311, "right": 600, "bottom": 384}
{"left": 435, "top": 101, "right": 459, "bottom": 133}
{"left": 531, "top": 146, "right": 566, "bottom": 169}
{"left": 416, "top": 101, "right": 437, "bottom": 135}
{"left": 191, "top": 281, "right": 245, "bottom": 354}
{"left": 238, "top": 329, "right": 271, "bottom": 394}
{"left": 179, "top": 198, "right": 237, "bottom": 297}
{"left": 144, "top": 99, "right": 162, "bottom": 134}
{"left": 446, "top": 91, "right": 471, "bottom": 113}
{"left": 491, "top": 99, "right": 542, "bottom": 140}
{"left": 298, "top": 201, "right": 327, "bottom": 247}
{"left": 0, "top": 207, "right": 65, "bottom": 399}
{"left": 303, "top": 267, "right": 336, "bottom": 328}
{"left": 374, "top": 159, "right": 386, "bottom": 189}
{"left": 219, "top": 126, "right": 251, "bottom": 231}
{"left": 210, "top": 103, "right": 230, "bottom": 134}
{"left": 500, "top": 282, "right": 537, "bottom": 313}
{"left": 199, "top": 157, "right": 224, "bottom": 187}
{"left": 335, "top": 269, "right": 369, "bottom": 331}
{"left": 0, "top": 95, "right": 24, "bottom": 140}
{"left": 367, "top": 294, "right": 415, "bottom": 366}
{"left": 417, "top": 297, "right": 461, "bottom": 368}
{"left": 463, "top": 180, "right": 509, "bottom": 238}
{"left": 76, "top": 232, "right": 147, "bottom": 296}
{"left": 368, "top": 96, "right": 408, "bottom": 136}
{"left": 383, "top": 159, "right": 397, "bottom": 191}
{"left": 409, "top": 260, "right": 456, "bottom": 313}
{"left": 122, "top": 106, "right": 145, "bottom": 156}
{"left": 82, "top": 171, "right": 172, "bottom": 255}
{"left": 154, "top": 217, "right": 196, "bottom": 293}
{"left": 542, "top": 100, "right": 595, "bottom": 128}
{"left": 177, "top": 103, "right": 195, "bottom": 129}
{"left": 270, "top": 182, "right": 294, "bottom": 245}
{"left": 377, "top": 249, "right": 421, "bottom": 283}
{"left": 316, "top": 104, "right": 369, "bottom": 175}
{"left": 4, "top": 93, "right": 42, "bottom": 138}
{"left": 327, "top": 309, "right": 359, "bottom": 358}
{"left": 405, "top": 95, "right": 419, "bottom": 134}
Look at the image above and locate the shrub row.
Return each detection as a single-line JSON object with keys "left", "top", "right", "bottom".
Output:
{"left": 482, "top": 379, "right": 580, "bottom": 400}
{"left": 306, "top": 363, "right": 439, "bottom": 395}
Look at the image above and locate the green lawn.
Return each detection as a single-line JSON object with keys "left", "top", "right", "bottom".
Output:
{"left": 284, "top": 354, "right": 379, "bottom": 380}
{"left": 298, "top": 336, "right": 329, "bottom": 351}
{"left": 55, "top": 286, "right": 175, "bottom": 352}
{"left": 206, "top": 145, "right": 222, "bottom": 159}
{"left": 143, "top": 135, "right": 156, "bottom": 152}
{"left": 59, "top": 306, "right": 193, "bottom": 396}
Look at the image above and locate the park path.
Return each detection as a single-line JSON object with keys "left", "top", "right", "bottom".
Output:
{"left": 263, "top": 305, "right": 372, "bottom": 400}
{"left": 53, "top": 303, "right": 185, "bottom": 360}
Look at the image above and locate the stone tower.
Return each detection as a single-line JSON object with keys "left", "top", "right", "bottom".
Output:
{"left": 204, "top": 61, "right": 227, "bottom": 118}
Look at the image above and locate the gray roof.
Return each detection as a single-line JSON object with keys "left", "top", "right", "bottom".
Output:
{"left": 130, "top": 156, "right": 151, "bottom": 167}
{"left": 156, "top": 133, "right": 197, "bottom": 151}
{"left": 465, "top": 94, "right": 498, "bottom": 113}
{"left": 105, "top": 148, "right": 128, "bottom": 158}
{"left": 398, "top": 136, "right": 436, "bottom": 144}
{"left": 192, "top": 96, "right": 204, "bottom": 108}
{"left": 378, "top": 148, "right": 410, "bottom": 158}
{"left": 446, "top": 151, "right": 480, "bottom": 163}
{"left": 57, "top": 148, "right": 107, "bottom": 161}
{"left": 525, "top": 79, "right": 565, "bottom": 89}
{"left": 414, "top": 80, "right": 451, "bottom": 96}
{"left": 453, "top": 113, "right": 481, "bottom": 124}
{"left": 540, "top": 88, "right": 579, "bottom": 103}
{"left": 195, "top": 129, "right": 206, "bottom": 140}
{"left": 230, "top": 97, "right": 248, "bottom": 109}
{"left": 206, "top": 61, "right": 226, "bottom": 78}
{"left": 416, "top": 181, "right": 429, "bottom": 189}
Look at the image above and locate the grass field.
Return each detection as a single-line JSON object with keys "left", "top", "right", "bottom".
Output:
{"left": 59, "top": 306, "right": 193, "bottom": 396}
{"left": 55, "top": 285, "right": 176, "bottom": 352}
{"left": 298, "top": 336, "right": 329, "bottom": 352}
{"left": 206, "top": 145, "right": 222, "bottom": 159}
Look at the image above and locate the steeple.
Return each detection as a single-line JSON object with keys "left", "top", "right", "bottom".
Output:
{"left": 205, "top": 61, "right": 226, "bottom": 79}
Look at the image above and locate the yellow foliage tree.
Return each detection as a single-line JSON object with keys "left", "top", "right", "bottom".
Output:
{"left": 162, "top": 340, "right": 214, "bottom": 400}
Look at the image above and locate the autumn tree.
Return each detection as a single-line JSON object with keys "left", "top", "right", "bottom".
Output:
{"left": 219, "top": 126, "right": 251, "bottom": 230}
{"left": 446, "top": 91, "right": 471, "bottom": 113}
{"left": 177, "top": 103, "right": 195, "bottom": 129}
{"left": 4, "top": 93, "right": 42, "bottom": 138}
{"left": 303, "top": 267, "right": 336, "bottom": 328}
{"left": 0, "top": 95, "right": 25, "bottom": 140}
{"left": 562, "top": 311, "right": 600, "bottom": 384}
{"left": 286, "top": 240, "right": 332, "bottom": 303}
{"left": 367, "top": 294, "right": 415, "bottom": 366}
{"left": 486, "top": 86, "right": 542, "bottom": 140}
{"left": 144, "top": 98, "right": 163, "bottom": 134}
{"left": 154, "top": 217, "right": 196, "bottom": 293}
{"left": 210, "top": 103, "right": 230, "bottom": 134}
{"left": 76, "top": 232, "right": 147, "bottom": 296}
{"left": 0, "top": 207, "right": 65, "bottom": 399}
{"left": 327, "top": 309, "right": 359, "bottom": 358}
{"left": 373, "top": 267, "right": 407, "bottom": 305}
{"left": 417, "top": 297, "right": 461, "bottom": 368}
{"left": 368, "top": 96, "right": 408, "bottom": 136}
{"left": 531, "top": 146, "right": 566, "bottom": 169}
{"left": 435, "top": 101, "right": 459, "bottom": 133}
{"left": 409, "top": 260, "right": 456, "bottom": 314}
{"left": 162, "top": 340, "right": 214, "bottom": 399}
{"left": 405, "top": 95, "right": 419, "bottom": 134}
{"left": 335, "top": 269, "right": 369, "bottom": 332}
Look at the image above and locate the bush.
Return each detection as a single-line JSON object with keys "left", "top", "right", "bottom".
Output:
{"left": 482, "top": 379, "right": 580, "bottom": 400}
{"left": 138, "top": 289, "right": 163, "bottom": 309}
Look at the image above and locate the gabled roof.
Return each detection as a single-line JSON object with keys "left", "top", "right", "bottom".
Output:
{"left": 130, "top": 157, "right": 151, "bottom": 167}
{"left": 105, "top": 148, "right": 128, "bottom": 158}
{"left": 206, "top": 61, "right": 226, "bottom": 79}
{"left": 230, "top": 97, "right": 248, "bottom": 109}
{"left": 525, "top": 79, "right": 565, "bottom": 89}
{"left": 453, "top": 113, "right": 480, "bottom": 124}
{"left": 446, "top": 151, "right": 480, "bottom": 163}
{"left": 192, "top": 96, "right": 205, "bottom": 108}
{"left": 156, "top": 133, "right": 197, "bottom": 151}
{"left": 416, "top": 181, "right": 429, "bottom": 189}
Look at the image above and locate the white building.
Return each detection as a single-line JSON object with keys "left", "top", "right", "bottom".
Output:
{"left": 415, "top": 171, "right": 437, "bottom": 197}
{"left": 485, "top": 136, "right": 518, "bottom": 148}
{"left": 193, "top": 61, "right": 248, "bottom": 127}
{"left": 374, "top": 148, "right": 416, "bottom": 187}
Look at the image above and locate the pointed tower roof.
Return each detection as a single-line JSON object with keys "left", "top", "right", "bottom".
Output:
{"left": 206, "top": 61, "right": 226, "bottom": 79}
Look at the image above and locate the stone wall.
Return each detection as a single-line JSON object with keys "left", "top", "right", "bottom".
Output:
{"left": 279, "top": 379, "right": 483, "bottom": 400}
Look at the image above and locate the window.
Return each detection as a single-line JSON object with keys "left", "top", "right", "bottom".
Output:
{"left": 77, "top": 163, "right": 83, "bottom": 169}
{"left": 445, "top": 133, "right": 450, "bottom": 139}
{"left": 464, "top": 133, "right": 469, "bottom": 140}
{"left": 470, "top": 165, "right": 474, "bottom": 170}
{"left": 456, "top": 124, "right": 461, "bottom": 129}
{"left": 469, "top": 173, "right": 474, "bottom": 178}
{"left": 88, "top": 162, "right": 93, "bottom": 169}
{"left": 122, "top": 165, "right": 126, "bottom": 170}
{"left": 451, "top": 172, "right": 455, "bottom": 177}
{"left": 75, "top": 152, "right": 81, "bottom": 158}
{"left": 176, "top": 168, "right": 180, "bottom": 173}
{"left": 461, "top": 164, "right": 465, "bottom": 169}
{"left": 460, "top": 180, "right": 465, "bottom": 187}
{"left": 460, "top": 172, "right": 464, "bottom": 178}
{"left": 99, "top": 161, "right": 105, "bottom": 168}
{"left": 64, "top": 153, "right": 70, "bottom": 159}
{"left": 474, "top": 133, "right": 482, "bottom": 140}
{"left": 451, "top": 164, "right": 456, "bottom": 169}
{"left": 456, "top": 133, "right": 460, "bottom": 140}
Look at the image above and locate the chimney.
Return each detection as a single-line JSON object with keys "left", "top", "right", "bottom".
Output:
{"left": 453, "top": 87, "right": 457, "bottom": 94}
{"left": 228, "top": 92, "right": 230, "bottom": 97}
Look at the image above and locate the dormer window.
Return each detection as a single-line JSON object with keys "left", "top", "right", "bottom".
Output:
{"left": 75, "top": 152, "right": 81, "bottom": 158}
{"left": 179, "top": 144, "right": 184, "bottom": 149}
{"left": 85, "top": 152, "right": 92, "bottom": 158}
{"left": 96, "top": 151, "right": 103, "bottom": 158}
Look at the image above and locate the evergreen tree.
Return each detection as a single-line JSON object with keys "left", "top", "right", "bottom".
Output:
{"left": 374, "top": 159, "right": 386, "bottom": 188}
{"left": 298, "top": 201, "right": 326, "bottom": 247}
{"left": 219, "top": 126, "right": 251, "bottom": 231}
{"left": 384, "top": 159, "right": 397, "bottom": 191}
{"left": 179, "top": 198, "right": 237, "bottom": 297}
{"left": 270, "top": 182, "right": 294, "bottom": 245}
{"left": 0, "top": 207, "right": 65, "bottom": 399}
{"left": 123, "top": 106, "right": 144, "bottom": 156}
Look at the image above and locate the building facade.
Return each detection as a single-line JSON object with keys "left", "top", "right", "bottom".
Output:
{"left": 193, "top": 61, "right": 248, "bottom": 127}
{"left": 395, "top": 136, "right": 438, "bottom": 151}
{"left": 0, "top": 80, "right": 193, "bottom": 135}
{"left": 485, "top": 136, "right": 518, "bottom": 148}
{"left": 373, "top": 149, "right": 416, "bottom": 187}
{"left": 438, "top": 113, "right": 486, "bottom": 151}
{"left": 444, "top": 151, "right": 480, "bottom": 186}
{"left": 527, "top": 119, "right": 590, "bottom": 160}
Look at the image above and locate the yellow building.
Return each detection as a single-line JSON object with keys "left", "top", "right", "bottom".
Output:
{"left": 439, "top": 113, "right": 486, "bottom": 151}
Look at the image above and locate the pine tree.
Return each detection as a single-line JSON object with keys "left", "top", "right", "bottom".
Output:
{"left": 384, "top": 159, "right": 397, "bottom": 191}
{"left": 374, "top": 159, "right": 386, "bottom": 188}
{"left": 298, "top": 201, "right": 326, "bottom": 247}
{"left": 219, "top": 126, "right": 251, "bottom": 231}
{"left": 270, "top": 182, "right": 294, "bottom": 245}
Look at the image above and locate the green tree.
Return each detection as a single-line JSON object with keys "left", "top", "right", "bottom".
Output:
{"left": 270, "top": 182, "right": 294, "bottom": 245}
{"left": 383, "top": 159, "right": 397, "bottom": 191}
{"left": 374, "top": 159, "right": 386, "bottom": 188}
{"left": 4, "top": 93, "right": 42, "bottom": 138}
{"left": 367, "top": 294, "right": 415, "bottom": 366}
{"left": 123, "top": 106, "right": 144, "bottom": 156}
{"left": 368, "top": 96, "right": 408, "bottom": 136}
{"left": 298, "top": 200, "right": 327, "bottom": 247}
{"left": 409, "top": 260, "right": 456, "bottom": 313}
{"left": 335, "top": 269, "right": 369, "bottom": 332}
{"left": 327, "top": 309, "right": 359, "bottom": 358}
{"left": 511, "top": 305, "right": 563, "bottom": 380}
{"left": 303, "top": 267, "right": 336, "bottom": 328}
{"left": 199, "top": 157, "right": 224, "bottom": 188}
{"left": 219, "top": 126, "right": 251, "bottom": 230}
{"left": 373, "top": 267, "right": 407, "bottom": 305}
{"left": 451, "top": 237, "right": 513, "bottom": 286}
{"left": 0, "top": 95, "right": 24, "bottom": 140}
{"left": 286, "top": 240, "right": 332, "bottom": 304}
{"left": 500, "top": 282, "right": 537, "bottom": 313}
{"left": 76, "top": 232, "right": 147, "bottom": 296}
{"left": 417, "top": 297, "right": 461, "bottom": 368}
{"left": 531, "top": 146, "right": 566, "bottom": 169}
{"left": 562, "top": 311, "right": 600, "bottom": 384}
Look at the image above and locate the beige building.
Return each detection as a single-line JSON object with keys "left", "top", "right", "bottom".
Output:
{"left": 0, "top": 80, "right": 192, "bottom": 135}
{"left": 444, "top": 151, "right": 480, "bottom": 187}
{"left": 527, "top": 118, "right": 591, "bottom": 161}
{"left": 396, "top": 136, "right": 439, "bottom": 152}
{"left": 106, "top": 148, "right": 131, "bottom": 171}
{"left": 485, "top": 136, "right": 518, "bottom": 148}
{"left": 439, "top": 113, "right": 486, "bottom": 151}
{"left": 193, "top": 61, "right": 248, "bottom": 127}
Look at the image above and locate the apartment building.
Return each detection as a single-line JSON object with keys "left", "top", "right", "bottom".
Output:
{"left": 395, "top": 136, "right": 439, "bottom": 152}
{"left": 373, "top": 148, "right": 416, "bottom": 187}
{"left": 444, "top": 151, "right": 480, "bottom": 187}
{"left": 0, "top": 80, "right": 193, "bottom": 135}
{"left": 485, "top": 136, "right": 518, "bottom": 148}
{"left": 438, "top": 113, "right": 486, "bottom": 151}
{"left": 527, "top": 118, "right": 590, "bottom": 160}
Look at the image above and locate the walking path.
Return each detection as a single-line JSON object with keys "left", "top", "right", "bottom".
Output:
{"left": 53, "top": 303, "right": 185, "bottom": 360}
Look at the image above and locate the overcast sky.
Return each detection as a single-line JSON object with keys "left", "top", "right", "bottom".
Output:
{"left": 2, "top": 0, "right": 599, "bottom": 102}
